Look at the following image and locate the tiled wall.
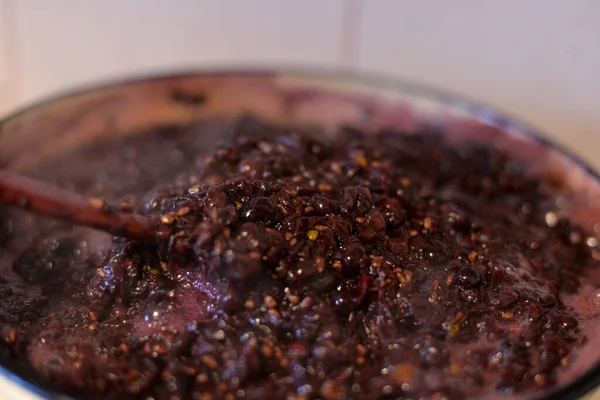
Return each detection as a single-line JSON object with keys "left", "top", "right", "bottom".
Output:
{"left": 1, "top": 1, "right": 600, "bottom": 166}
{"left": 358, "top": 2, "right": 600, "bottom": 168}
{"left": 0, "top": 0, "right": 353, "bottom": 112}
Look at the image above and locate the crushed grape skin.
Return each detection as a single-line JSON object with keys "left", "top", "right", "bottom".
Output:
{"left": 0, "top": 121, "right": 597, "bottom": 400}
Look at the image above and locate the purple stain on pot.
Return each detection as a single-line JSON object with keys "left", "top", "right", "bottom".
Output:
{"left": 0, "top": 113, "right": 599, "bottom": 400}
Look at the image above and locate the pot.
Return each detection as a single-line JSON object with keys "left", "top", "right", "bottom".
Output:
{"left": 1, "top": 69, "right": 599, "bottom": 400}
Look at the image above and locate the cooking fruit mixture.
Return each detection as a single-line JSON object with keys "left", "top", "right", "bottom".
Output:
{"left": 0, "top": 117, "right": 597, "bottom": 400}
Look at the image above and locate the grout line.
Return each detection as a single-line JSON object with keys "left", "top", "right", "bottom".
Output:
{"left": 0, "top": 0, "right": 8, "bottom": 111}
{"left": 338, "top": 0, "right": 365, "bottom": 70}
{"left": 0, "top": 1, "right": 4, "bottom": 82}
{"left": 0, "top": 0, "right": 21, "bottom": 115}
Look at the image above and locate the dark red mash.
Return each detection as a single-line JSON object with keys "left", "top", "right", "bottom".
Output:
{"left": 0, "top": 118, "right": 598, "bottom": 400}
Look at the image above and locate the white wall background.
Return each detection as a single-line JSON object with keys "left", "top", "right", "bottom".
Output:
{"left": 1, "top": 0, "right": 600, "bottom": 167}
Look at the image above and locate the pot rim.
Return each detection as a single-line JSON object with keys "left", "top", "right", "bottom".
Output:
{"left": 1, "top": 67, "right": 598, "bottom": 400}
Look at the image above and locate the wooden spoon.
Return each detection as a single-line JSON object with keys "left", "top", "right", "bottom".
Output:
{"left": 0, "top": 170, "right": 155, "bottom": 242}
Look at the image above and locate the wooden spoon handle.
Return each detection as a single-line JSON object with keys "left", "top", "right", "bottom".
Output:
{"left": 0, "top": 170, "right": 154, "bottom": 242}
